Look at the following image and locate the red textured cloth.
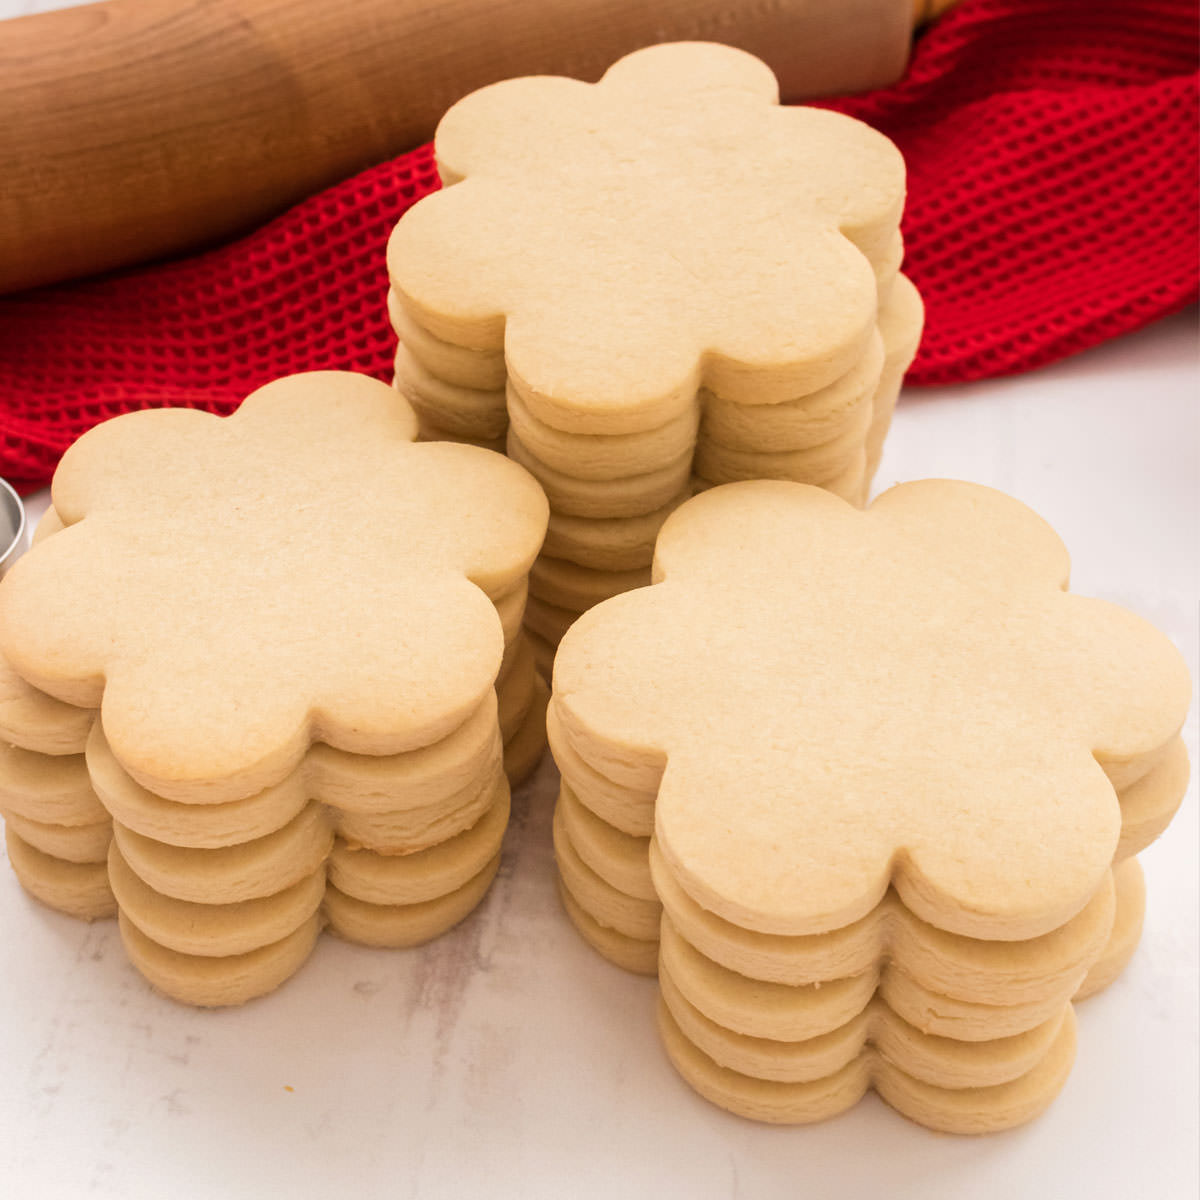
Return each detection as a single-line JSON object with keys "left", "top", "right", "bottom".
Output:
{"left": 0, "top": 0, "right": 1196, "bottom": 493}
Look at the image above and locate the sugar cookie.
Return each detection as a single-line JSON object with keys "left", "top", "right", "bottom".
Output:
{"left": 334, "top": 766, "right": 501, "bottom": 854}
{"left": 502, "top": 673, "right": 550, "bottom": 785}
{"left": 497, "top": 637, "right": 537, "bottom": 744}
{"left": 388, "top": 287, "right": 506, "bottom": 391}
{"left": 507, "top": 430, "right": 694, "bottom": 519}
{"left": 2, "top": 810, "right": 110, "bottom": 863}
{"left": 658, "top": 964, "right": 1067, "bottom": 1089}
{"left": 526, "top": 627, "right": 556, "bottom": 683}
{"left": 393, "top": 343, "right": 507, "bottom": 439}
{"left": 657, "top": 996, "right": 1078, "bottom": 1133}
{"left": 5, "top": 826, "right": 115, "bottom": 920}
{"left": 390, "top": 43, "right": 903, "bottom": 427}
{"left": 555, "top": 481, "right": 1188, "bottom": 940}
{"left": 0, "top": 649, "right": 92, "bottom": 756}
{"left": 506, "top": 387, "right": 700, "bottom": 481}
{"left": 556, "top": 782, "right": 654, "bottom": 901}
{"left": 0, "top": 371, "right": 548, "bottom": 806}
{"left": 108, "top": 840, "right": 325, "bottom": 958}
{"left": 0, "top": 740, "right": 107, "bottom": 826}
{"left": 546, "top": 700, "right": 655, "bottom": 837}
{"left": 1075, "top": 857, "right": 1146, "bottom": 1000}
{"left": 118, "top": 910, "right": 322, "bottom": 1008}
{"left": 541, "top": 493, "right": 690, "bottom": 573}
{"left": 415, "top": 416, "right": 507, "bottom": 454}
{"left": 323, "top": 853, "right": 501, "bottom": 948}
{"left": 651, "top": 842, "right": 1112, "bottom": 1006}
{"left": 864, "top": 273, "right": 925, "bottom": 488}
{"left": 523, "top": 594, "right": 581, "bottom": 648}
{"left": 1114, "top": 737, "right": 1188, "bottom": 861}
{"left": 698, "top": 333, "right": 883, "bottom": 453}
{"left": 32, "top": 507, "right": 66, "bottom": 545}
{"left": 111, "top": 802, "right": 335, "bottom": 905}
{"left": 328, "top": 781, "right": 510, "bottom": 907}
{"left": 556, "top": 875, "right": 659, "bottom": 976}
{"left": 692, "top": 390, "right": 875, "bottom": 486}
{"left": 552, "top": 802, "right": 660, "bottom": 941}
{"left": 529, "top": 557, "right": 652, "bottom": 613}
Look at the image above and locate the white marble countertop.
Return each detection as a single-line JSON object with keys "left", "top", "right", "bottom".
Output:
{"left": 2, "top": 311, "right": 1195, "bottom": 1200}
{"left": 2, "top": 3, "right": 1197, "bottom": 1194}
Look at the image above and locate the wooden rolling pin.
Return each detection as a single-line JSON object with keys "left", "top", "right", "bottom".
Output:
{"left": 0, "top": 0, "right": 936, "bottom": 294}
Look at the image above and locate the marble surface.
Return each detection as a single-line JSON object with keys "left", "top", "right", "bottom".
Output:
{"left": 1, "top": 312, "right": 1195, "bottom": 1200}
{"left": 2, "top": 2, "right": 1197, "bottom": 1194}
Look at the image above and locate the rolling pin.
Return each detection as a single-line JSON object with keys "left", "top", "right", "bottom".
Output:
{"left": 0, "top": 0, "right": 939, "bottom": 294}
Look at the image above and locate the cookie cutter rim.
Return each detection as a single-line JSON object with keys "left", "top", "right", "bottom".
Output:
{"left": 0, "top": 476, "right": 28, "bottom": 578}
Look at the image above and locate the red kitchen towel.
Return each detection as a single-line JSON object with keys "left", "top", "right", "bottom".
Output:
{"left": 0, "top": 0, "right": 1196, "bottom": 492}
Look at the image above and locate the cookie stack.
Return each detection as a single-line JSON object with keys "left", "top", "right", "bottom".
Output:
{"left": 0, "top": 647, "right": 113, "bottom": 922}
{"left": 548, "top": 480, "right": 1190, "bottom": 1131}
{"left": 386, "top": 42, "right": 923, "bottom": 668}
{"left": 0, "top": 371, "right": 550, "bottom": 1006}
{"left": 693, "top": 273, "right": 924, "bottom": 501}
{"left": 649, "top": 855, "right": 1155, "bottom": 1132}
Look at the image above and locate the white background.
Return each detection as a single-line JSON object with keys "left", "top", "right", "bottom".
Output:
{"left": 2, "top": 2, "right": 1198, "bottom": 1195}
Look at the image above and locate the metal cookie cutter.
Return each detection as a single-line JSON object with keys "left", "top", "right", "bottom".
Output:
{"left": 0, "top": 477, "right": 28, "bottom": 580}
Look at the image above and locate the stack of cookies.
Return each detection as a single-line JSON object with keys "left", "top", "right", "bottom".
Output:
{"left": 0, "top": 371, "right": 550, "bottom": 1006}
{"left": 548, "top": 480, "right": 1190, "bottom": 1132}
{"left": 386, "top": 42, "right": 924, "bottom": 669}
{"left": 0, "top": 644, "right": 113, "bottom": 922}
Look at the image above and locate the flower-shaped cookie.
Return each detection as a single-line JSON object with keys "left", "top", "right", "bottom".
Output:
{"left": 552, "top": 481, "right": 1190, "bottom": 941}
{"left": 0, "top": 372, "right": 548, "bottom": 804}
{"left": 387, "top": 42, "right": 905, "bottom": 430}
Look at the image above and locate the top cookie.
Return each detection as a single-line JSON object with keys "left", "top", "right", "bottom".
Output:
{"left": 552, "top": 480, "right": 1190, "bottom": 941}
{"left": 0, "top": 372, "right": 548, "bottom": 804}
{"left": 387, "top": 42, "right": 905, "bottom": 429}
